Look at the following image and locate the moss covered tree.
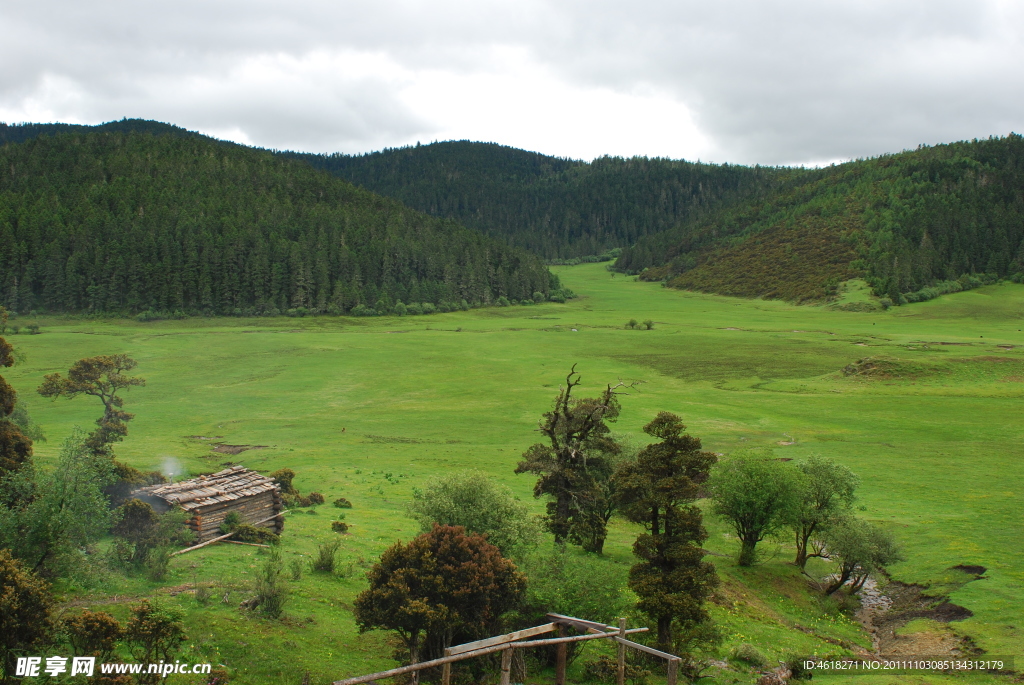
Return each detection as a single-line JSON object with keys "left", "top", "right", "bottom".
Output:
{"left": 614, "top": 412, "right": 719, "bottom": 651}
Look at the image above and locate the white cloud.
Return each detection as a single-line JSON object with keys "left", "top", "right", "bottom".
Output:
{"left": 1, "top": 0, "right": 1022, "bottom": 163}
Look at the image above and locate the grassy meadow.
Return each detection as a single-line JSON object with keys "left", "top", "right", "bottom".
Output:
{"left": 5, "top": 263, "right": 1023, "bottom": 684}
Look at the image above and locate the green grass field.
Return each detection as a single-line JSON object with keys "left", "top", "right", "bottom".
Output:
{"left": 6, "top": 263, "right": 1022, "bottom": 684}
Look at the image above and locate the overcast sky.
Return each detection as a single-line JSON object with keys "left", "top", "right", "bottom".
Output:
{"left": 1, "top": 0, "right": 1022, "bottom": 165}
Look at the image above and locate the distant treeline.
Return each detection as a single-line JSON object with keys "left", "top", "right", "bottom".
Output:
{"left": 284, "top": 142, "right": 794, "bottom": 260}
{"left": 0, "top": 131, "right": 556, "bottom": 316}
{"left": 621, "top": 135, "right": 1024, "bottom": 302}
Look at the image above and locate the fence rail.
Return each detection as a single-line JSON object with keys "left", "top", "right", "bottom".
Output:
{"left": 333, "top": 614, "right": 682, "bottom": 685}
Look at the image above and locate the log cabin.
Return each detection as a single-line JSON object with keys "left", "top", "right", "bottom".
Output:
{"left": 130, "top": 464, "right": 284, "bottom": 543}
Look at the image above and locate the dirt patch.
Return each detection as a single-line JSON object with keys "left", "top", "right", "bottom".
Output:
{"left": 1000, "top": 375, "right": 1024, "bottom": 383}
{"left": 857, "top": 579, "right": 978, "bottom": 658}
{"left": 951, "top": 564, "right": 987, "bottom": 576}
{"left": 842, "top": 357, "right": 934, "bottom": 380}
{"left": 212, "top": 444, "right": 268, "bottom": 455}
{"left": 187, "top": 435, "right": 224, "bottom": 440}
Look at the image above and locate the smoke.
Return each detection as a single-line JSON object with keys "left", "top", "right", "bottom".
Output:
{"left": 161, "top": 456, "right": 183, "bottom": 482}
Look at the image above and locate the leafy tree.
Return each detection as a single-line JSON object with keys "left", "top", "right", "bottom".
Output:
{"left": 407, "top": 470, "right": 539, "bottom": 557}
{"left": 614, "top": 412, "right": 719, "bottom": 651}
{"left": 0, "top": 428, "right": 113, "bottom": 574}
{"left": 0, "top": 550, "right": 56, "bottom": 684}
{"left": 110, "top": 498, "right": 192, "bottom": 571}
{"left": 124, "top": 600, "right": 186, "bottom": 685}
{"left": 0, "top": 328, "right": 33, "bottom": 481}
{"left": 709, "top": 450, "right": 803, "bottom": 566}
{"left": 790, "top": 457, "right": 859, "bottom": 568}
{"left": 38, "top": 354, "right": 145, "bottom": 457}
{"left": 819, "top": 518, "right": 904, "bottom": 595}
{"left": 515, "top": 365, "right": 629, "bottom": 548}
{"left": 353, "top": 524, "right": 525, "bottom": 682}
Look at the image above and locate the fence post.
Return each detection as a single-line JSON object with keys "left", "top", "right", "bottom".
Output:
{"left": 499, "top": 647, "right": 513, "bottom": 685}
{"left": 441, "top": 649, "right": 451, "bottom": 685}
{"left": 666, "top": 657, "right": 680, "bottom": 685}
{"left": 555, "top": 624, "right": 567, "bottom": 685}
{"left": 617, "top": 618, "right": 626, "bottom": 685}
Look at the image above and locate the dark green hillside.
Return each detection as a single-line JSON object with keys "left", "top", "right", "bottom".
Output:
{"left": 622, "top": 134, "right": 1024, "bottom": 302}
{"left": 0, "top": 119, "right": 209, "bottom": 147}
{"left": 286, "top": 142, "right": 791, "bottom": 259}
{"left": 0, "top": 132, "right": 554, "bottom": 315}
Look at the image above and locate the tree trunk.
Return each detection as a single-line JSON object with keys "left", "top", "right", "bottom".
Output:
{"left": 738, "top": 537, "right": 758, "bottom": 567}
{"left": 657, "top": 615, "right": 673, "bottom": 652}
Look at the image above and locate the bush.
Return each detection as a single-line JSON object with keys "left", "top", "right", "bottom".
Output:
{"left": 407, "top": 302, "right": 423, "bottom": 315}
{"left": 233, "top": 524, "right": 280, "bottom": 544}
{"left": 407, "top": 471, "right": 539, "bottom": 557}
{"left": 393, "top": 302, "right": 408, "bottom": 316}
{"left": 194, "top": 584, "right": 212, "bottom": 606}
{"left": 332, "top": 521, "right": 349, "bottom": 533}
{"left": 642, "top": 319, "right": 654, "bottom": 330}
{"left": 584, "top": 655, "right": 651, "bottom": 685}
{"left": 145, "top": 546, "right": 173, "bottom": 581}
{"left": 533, "top": 291, "right": 545, "bottom": 303}
{"left": 253, "top": 548, "right": 287, "bottom": 619}
{"left": 270, "top": 469, "right": 297, "bottom": 495}
{"left": 288, "top": 558, "right": 303, "bottom": 581}
{"left": 307, "top": 492, "right": 325, "bottom": 505}
{"left": 459, "top": 299, "right": 470, "bottom": 311}
{"left": 219, "top": 511, "right": 242, "bottom": 534}
{"left": 627, "top": 318, "right": 638, "bottom": 329}
{"left": 26, "top": 323, "right": 40, "bottom": 334}
{"left": 311, "top": 540, "right": 341, "bottom": 573}
{"left": 333, "top": 497, "right": 352, "bottom": 508}
{"left": 496, "top": 296, "right": 511, "bottom": 307}
{"left": 421, "top": 302, "right": 436, "bottom": 315}
{"left": 729, "top": 643, "right": 770, "bottom": 669}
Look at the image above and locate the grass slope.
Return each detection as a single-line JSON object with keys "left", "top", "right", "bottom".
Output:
{"left": 5, "top": 264, "right": 1022, "bottom": 684}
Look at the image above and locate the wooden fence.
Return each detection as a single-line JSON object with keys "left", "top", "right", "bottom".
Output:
{"left": 333, "top": 613, "right": 683, "bottom": 685}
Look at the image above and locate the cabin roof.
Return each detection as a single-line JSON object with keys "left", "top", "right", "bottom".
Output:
{"left": 132, "top": 464, "right": 278, "bottom": 512}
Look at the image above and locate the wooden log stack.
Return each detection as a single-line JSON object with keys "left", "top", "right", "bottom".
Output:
{"left": 131, "top": 465, "right": 284, "bottom": 543}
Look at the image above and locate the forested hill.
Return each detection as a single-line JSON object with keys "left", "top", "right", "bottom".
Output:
{"left": 0, "top": 132, "right": 556, "bottom": 316}
{"left": 0, "top": 119, "right": 208, "bottom": 147}
{"left": 619, "top": 135, "right": 1024, "bottom": 303}
{"left": 285, "top": 142, "right": 796, "bottom": 260}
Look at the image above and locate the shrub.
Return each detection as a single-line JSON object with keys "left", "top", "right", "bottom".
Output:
{"left": 219, "top": 511, "right": 242, "bottom": 534}
{"left": 311, "top": 540, "right": 341, "bottom": 573}
{"left": 421, "top": 302, "right": 436, "bottom": 315}
{"left": 729, "top": 643, "right": 769, "bottom": 669}
{"left": 533, "top": 291, "right": 546, "bottom": 303}
{"left": 393, "top": 302, "right": 408, "bottom": 316}
{"left": 233, "top": 524, "right": 280, "bottom": 545}
{"left": 145, "top": 546, "right": 173, "bottom": 581}
{"left": 64, "top": 609, "right": 123, "bottom": 660}
{"left": 125, "top": 600, "right": 186, "bottom": 684}
{"left": 332, "top": 521, "right": 349, "bottom": 533}
{"left": 194, "top": 584, "right": 212, "bottom": 606}
{"left": 288, "top": 558, "right": 303, "bottom": 581}
{"left": 496, "top": 296, "right": 511, "bottom": 307}
{"left": 642, "top": 319, "right": 654, "bottom": 330}
{"left": 584, "top": 655, "right": 651, "bottom": 685}
{"left": 407, "top": 470, "right": 539, "bottom": 557}
{"left": 407, "top": 302, "right": 423, "bottom": 315}
{"left": 270, "top": 468, "right": 297, "bottom": 495}
{"left": 26, "top": 324, "right": 40, "bottom": 334}
{"left": 626, "top": 318, "right": 637, "bottom": 329}
{"left": 333, "top": 497, "right": 352, "bottom": 508}
{"left": 253, "top": 548, "right": 288, "bottom": 619}
{"left": 307, "top": 492, "right": 325, "bottom": 505}
{"left": 459, "top": 299, "right": 470, "bottom": 311}
{"left": 0, "top": 550, "right": 57, "bottom": 677}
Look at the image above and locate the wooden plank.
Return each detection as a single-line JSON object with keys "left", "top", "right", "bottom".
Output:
{"left": 613, "top": 637, "right": 678, "bottom": 661}
{"left": 666, "top": 657, "right": 679, "bottom": 685}
{"left": 555, "top": 624, "right": 566, "bottom": 685}
{"left": 547, "top": 613, "right": 612, "bottom": 633}
{"left": 617, "top": 618, "right": 626, "bottom": 685}
{"left": 447, "top": 623, "right": 556, "bottom": 656}
{"left": 499, "top": 648, "right": 512, "bottom": 685}
{"left": 333, "top": 631, "right": 620, "bottom": 685}
{"left": 170, "top": 514, "right": 279, "bottom": 556}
